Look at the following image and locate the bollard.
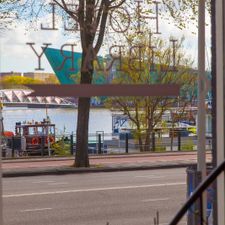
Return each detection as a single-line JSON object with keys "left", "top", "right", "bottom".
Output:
{"left": 178, "top": 131, "right": 181, "bottom": 151}
{"left": 125, "top": 133, "right": 129, "bottom": 153}
{"left": 11, "top": 136, "right": 15, "bottom": 157}
{"left": 70, "top": 134, "right": 74, "bottom": 155}
{"left": 152, "top": 132, "right": 155, "bottom": 151}
{"left": 41, "top": 136, "right": 45, "bottom": 156}
{"left": 98, "top": 134, "right": 102, "bottom": 154}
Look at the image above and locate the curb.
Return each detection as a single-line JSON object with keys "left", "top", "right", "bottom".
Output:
{"left": 2, "top": 162, "right": 199, "bottom": 178}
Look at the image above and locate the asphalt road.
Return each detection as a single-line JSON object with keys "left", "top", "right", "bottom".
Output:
{"left": 3, "top": 168, "right": 188, "bottom": 225}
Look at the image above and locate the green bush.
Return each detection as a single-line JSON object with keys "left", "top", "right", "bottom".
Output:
{"left": 181, "top": 144, "right": 194, "bottom": 151}
{"left": 51, "top": 139, "right": 71, "bottom": 156}
{"left": 154, "top": 146, "right": 166, "bottom": 152}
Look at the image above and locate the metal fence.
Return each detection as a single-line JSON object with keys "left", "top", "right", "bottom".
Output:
{"left": 2, "top": 131, "right": 212, "bottom": 158}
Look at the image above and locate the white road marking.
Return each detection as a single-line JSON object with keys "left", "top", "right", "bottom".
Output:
{"left": 47, "top": 182, "right": 68, "bottom": 186}
{"left": 159, "top": 222, "right": 187, "bottom": 225}
{"left": 3, "top": 182, "right": 185, "bottom": 198}
{"left": 135, "top": 175, "right": 165, "bottom": 179}
{"left": 142, "top": 198, "right": 170, "bottom": 202}
{"left": 32, "top": 181, "right": 55, "bottom": 184}
{"left": 20, "top": 208, "right": 52, "bottom": 213}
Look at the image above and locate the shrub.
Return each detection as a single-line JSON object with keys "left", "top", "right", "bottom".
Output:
{"left": 51, "top": 139, "right": 71, "bottom": 156}
{"left": 155, "top": 146, "right": 166, "bottom": 152}
{"left": 181, "top": 144, "right": 194, "bottom": 151}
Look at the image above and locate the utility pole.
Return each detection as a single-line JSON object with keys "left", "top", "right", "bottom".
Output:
{"left": 0, "top": 97, "right": 3, "bottom": 225}
{"left": 0, "top": 32, "right": 3, "bottom": 225}
{"left": 215, "top": 0, "right": 225, "bottom": 224}
{"left": 197, "top": 0, "right": 207, "bottom": 221}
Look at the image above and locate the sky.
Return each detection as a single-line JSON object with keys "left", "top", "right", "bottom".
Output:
{"left": 0, "top": 3, "right": 211, "bottom": 74}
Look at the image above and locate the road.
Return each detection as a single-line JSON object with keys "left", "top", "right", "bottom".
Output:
{"left": 3, "top": 168, "right": 188, "bottom": 225}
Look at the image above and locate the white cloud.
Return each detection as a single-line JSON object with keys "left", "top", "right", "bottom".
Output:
{"left": 157, "top": 12, "right": 211, "bottom": 70}
{"left": 0, "top": 9, "right": 211, "bottom": 73}
{"left": 0, "top": 14, "right": 82, "bottom": 73}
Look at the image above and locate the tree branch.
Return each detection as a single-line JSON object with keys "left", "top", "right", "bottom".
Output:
{"left": 108, "top": 0, "right": 126, "bottom": 10}
{"left": 52, "top": 0, "right": 79, "bottom": 22}
{"left": 94, "top": 2, "right": 109, "bottom": 53}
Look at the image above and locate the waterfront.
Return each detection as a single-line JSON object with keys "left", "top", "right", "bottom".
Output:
{"left": 3, "top": 107, "right": 112, "bottom": 135}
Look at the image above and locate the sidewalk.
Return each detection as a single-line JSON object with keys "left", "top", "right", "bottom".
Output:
{"left": 2, "top": 151, "right": 212, "bottom": 177}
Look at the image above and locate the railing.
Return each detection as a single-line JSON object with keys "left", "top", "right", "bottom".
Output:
{"left": 168, "top": 159, "right": 225, "bottom": 225}
{"left": 2, "top": 131, "right": 212, "bottom": 158}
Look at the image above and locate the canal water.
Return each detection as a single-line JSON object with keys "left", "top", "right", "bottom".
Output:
{"left": 3, "top": 107, "right": 113, "bottom": 135}
{"left": 3, "top": 107, "right": 212, "bottom": 137}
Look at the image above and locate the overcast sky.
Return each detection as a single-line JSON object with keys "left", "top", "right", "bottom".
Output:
{"left": 0, "top": 6, "right": 211, "bottom": 74}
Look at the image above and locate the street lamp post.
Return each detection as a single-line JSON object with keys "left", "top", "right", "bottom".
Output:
{"left": 215, "top": 0, "right": 225, "bottom": 224}
{"left": 0, "top": 35, "right": 3, "bottom": 225}
{"left": 0, "top": 101, "right": 3, "bottom": 225}
{"left": 197, "top": 0, "right": 206, "bottom": 178}
{"left": 197, "top": 0, "right": 207, "bottom": 221}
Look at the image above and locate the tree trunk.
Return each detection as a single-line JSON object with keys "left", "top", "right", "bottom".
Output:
{"left": 75, "top": 96, "right": 91, "bottom": 167}
{"left": 170, "top": 126, "right": 174, "bottom": 151}
{"left": 144, "top": 130, "right": 151, "bottom": 151}
{"left": 170, "top": 131, "right": 174, "bottom": 151}
{"left": 138, "top": 136, "right": 143, "bottom": 152}
{"left": 75, "top": 50, "right": 93, "bottom": 167}
{"left": 170, "top": 116, "right": 175, "bottom": 151}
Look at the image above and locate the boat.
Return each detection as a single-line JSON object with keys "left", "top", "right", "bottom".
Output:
{"left": 112, "top": 113, "right": 197, "bottom": 137}
{"left": 14, "top": 118, "right": 56, "bottom": 152}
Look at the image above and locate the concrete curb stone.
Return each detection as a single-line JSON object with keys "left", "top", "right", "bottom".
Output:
{"left": 3, "top": 162, "right": 200, "bottom": 178}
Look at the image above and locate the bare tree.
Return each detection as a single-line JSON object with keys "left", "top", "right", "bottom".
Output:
{"left": 0, "top": 0, "right": 17, "bottom": 31}
{"left": 2, "top": 0, "right": 127, "bottom": 167}
{"left": 106, "top": 37, "right": 197, "bottom": 151}
{"left": 44, "top": 0, "right": 126, "bottom": 167}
